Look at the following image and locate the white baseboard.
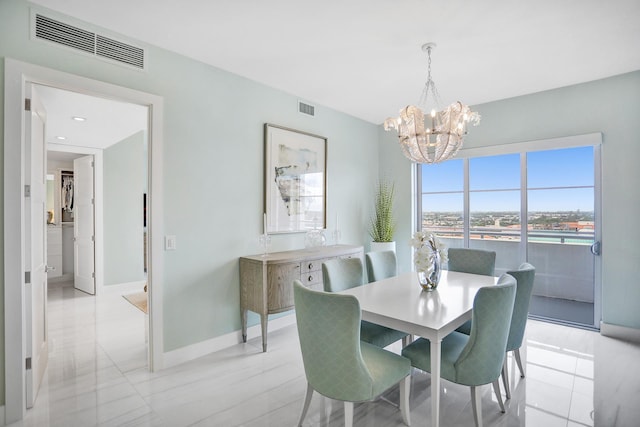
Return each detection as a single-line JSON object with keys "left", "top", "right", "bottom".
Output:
{"left": 102, "top": 280, "right": 147, "bottom": 293}
{"left": 162, "top": 313, "right": 297, "bottom": 369}
{"left": 600, "top": 321, "right": 640, "bottom": 343}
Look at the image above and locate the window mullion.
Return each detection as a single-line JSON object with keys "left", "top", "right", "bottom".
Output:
{"left": 463, "top": 157, "right": 470, "bottom": 247}
{"left": 415, "top": 162, "right": 422, "bottom": 233}
{"left": 521, "top": 152, "right": 528, "bottom": 263}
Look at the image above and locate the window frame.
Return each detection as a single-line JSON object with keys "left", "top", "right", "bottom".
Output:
{"left": 417, "top": 132, "right": 602, "bottom": 236}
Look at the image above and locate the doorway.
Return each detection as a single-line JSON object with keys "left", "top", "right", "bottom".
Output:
{"left": 38, "top": 83, "right": 149, "bottom": 297}
{"left": 46, "top": 150, "right": 100, "bottom": 294}
{"left": 4, "top": 58, "right": 165, "bottom": 424}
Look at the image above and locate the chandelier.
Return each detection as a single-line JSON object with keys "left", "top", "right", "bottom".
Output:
{"left": 384, "top": 43, "right": 480, "bottom": 164}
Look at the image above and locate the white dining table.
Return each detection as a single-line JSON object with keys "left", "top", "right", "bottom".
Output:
{"left": 339, "top": 269, "right": 499, "bottom": 427}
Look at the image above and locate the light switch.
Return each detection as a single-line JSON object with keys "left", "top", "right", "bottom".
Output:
{"left": 165, "top": 235, "right": 177, "bottom": 251}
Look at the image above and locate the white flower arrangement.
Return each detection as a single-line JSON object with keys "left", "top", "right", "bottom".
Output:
{"left": 411, "top": 230, "right": 448, "bottom": 271}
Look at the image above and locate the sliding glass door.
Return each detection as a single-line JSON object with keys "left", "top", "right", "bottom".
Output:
{"left": 526, "top": 146, "right": 598, "bottom": 327}
{"left": 418, "top": 137, "right": 601, "bottom": 329}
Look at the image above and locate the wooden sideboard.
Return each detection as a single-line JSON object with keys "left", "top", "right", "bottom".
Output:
{"left": 240, "top": 244, "right": 364, "bottom": 352}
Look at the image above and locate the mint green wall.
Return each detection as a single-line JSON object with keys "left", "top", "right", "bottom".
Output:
{"left": 385, "top": 71, "right": 640, "bottom": 330}
{"left": 104, "top": 131, "right": 146, "bottom": 285}
{"left": 377, "top": 126, "right": 414, "bottom": 274}
{"left": 0, "top": 0, "right": 379, "bottom": 373}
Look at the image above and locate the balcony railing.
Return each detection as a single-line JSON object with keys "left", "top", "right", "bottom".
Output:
{"left": 424, "top": 227, "right": 595, "bottom": 245}
{"left": 423, "top": 227, "right": 596, "bottom": 305}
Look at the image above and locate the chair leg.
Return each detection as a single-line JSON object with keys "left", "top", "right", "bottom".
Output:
{"left": 514, "top": 348, "right": 525, "bottom": 378}
{"left": 297, "top": 383, "right": 314, "bottom": 427}
{"left": 492, "top": 380, "right": 505, "bottom": 413}
{"left": 344, "top": 401, "right": 354, "bottom": 427}
{"left": 502, "top": 356, "right": 511, "bottom": 400}
{"left": 399, "top": 375, "right": 411, "bottom": 426}
{"left": 470, "top": 386, "right": 483, "bottom": 427}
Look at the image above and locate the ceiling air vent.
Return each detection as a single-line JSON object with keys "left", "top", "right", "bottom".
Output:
{"left": 34, "top": 13, "right": 145, "bottom": 70}
{"left": 298, "top": 101, "right": 315, "bottom": 117}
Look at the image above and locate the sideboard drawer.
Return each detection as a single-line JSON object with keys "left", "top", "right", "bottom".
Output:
{"left": 301, "top": 260, "right": 322, "bottom": 273}
{"left": 302, "top": 270, "right": 322, "bottom": 287}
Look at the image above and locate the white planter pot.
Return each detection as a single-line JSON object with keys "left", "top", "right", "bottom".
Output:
{"left": 370, "top": 241, "right": 396, "bottom": 253}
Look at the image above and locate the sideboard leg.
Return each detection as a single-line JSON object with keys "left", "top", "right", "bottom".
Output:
{"left": 261, "top": 313, "right": 268, "bottom": 352}
{"left": 241, "top": 309, "right": 248, "bottom": 343}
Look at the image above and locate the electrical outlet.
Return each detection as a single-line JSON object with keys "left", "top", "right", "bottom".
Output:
{"left": 165, "top": 235, "right": 177, "bottom": 251}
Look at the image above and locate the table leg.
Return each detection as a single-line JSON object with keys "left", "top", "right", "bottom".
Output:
{"left": 430, "top": 337, "right": 442, "bottom": 427}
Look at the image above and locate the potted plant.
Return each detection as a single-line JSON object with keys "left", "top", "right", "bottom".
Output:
{"left": 368, "top": 179, "right": 396, "bottom": 252}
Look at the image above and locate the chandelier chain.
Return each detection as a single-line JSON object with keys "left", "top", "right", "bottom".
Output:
{"left": 419, "top": 45, "right": 442, "bottom": 110}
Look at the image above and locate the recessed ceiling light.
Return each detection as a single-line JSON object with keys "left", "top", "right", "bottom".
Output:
{"left": 55, "top": 136, "right": 66, "bottom": 140}
{"left": 72, "top": 116, "right": 86, "bottom": 122}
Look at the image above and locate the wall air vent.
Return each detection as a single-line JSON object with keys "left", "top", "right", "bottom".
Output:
{"left": 298, "top": 101, "right": 315, "bottom": 117}
{"left": 34, "top": 13, "right": 145, "bottom": 70}
{"left": 96, "top": 35, "right": 144, "bottom": 69}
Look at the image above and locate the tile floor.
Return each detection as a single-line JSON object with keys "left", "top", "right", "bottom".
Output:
{"left": 8, "top": 281, "right": 640, "bottom": 427}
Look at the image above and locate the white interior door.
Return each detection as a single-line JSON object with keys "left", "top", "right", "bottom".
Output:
{"left": 73, "top": 155, "right": 96, "bottom": 294}
{"left": 25, "top": 84, "right": 49, "bottom": 408}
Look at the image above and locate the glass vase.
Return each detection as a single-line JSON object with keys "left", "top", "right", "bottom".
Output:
{"left": 417, "top": 251, "right": 441, "bottom": 291}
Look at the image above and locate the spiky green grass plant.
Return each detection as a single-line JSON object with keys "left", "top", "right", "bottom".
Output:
{"left": 369, "top": 180, "right": 396, "bottom": 242}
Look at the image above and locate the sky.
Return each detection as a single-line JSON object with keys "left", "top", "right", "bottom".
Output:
{"left": 421, "top": 146, "right": 595, "bottom": 212}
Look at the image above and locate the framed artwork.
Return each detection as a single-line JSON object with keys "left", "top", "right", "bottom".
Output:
{"left": 264, "top": 123, "right": 327, "bottom": 234}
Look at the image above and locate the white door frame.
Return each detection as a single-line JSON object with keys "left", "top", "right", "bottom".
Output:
{"left": 4, "top": 58, "right": 165, "bottom": 423}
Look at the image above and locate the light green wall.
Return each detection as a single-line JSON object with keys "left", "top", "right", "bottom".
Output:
{"left": 377, "top": 127, "right": 414, "bottom": 274}
{"left": 104, "top": 131, "right": 146, "bottom": 285}
{"left": 384, "top": 71, "right": 640, "bottom": 330}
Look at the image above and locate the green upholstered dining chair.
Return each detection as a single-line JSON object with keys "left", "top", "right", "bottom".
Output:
{"left": 365, "top": 250, "right": 397, "bottom": 283}
{"left": 322, "top": 257, "right": 367, "bottom": 293}
{"left": 323, "top": 257, "right": 409, "bottom": 348}
{"left": 401, "top": 274, "right": 517, "bottom": 427}
{"left": 364, "top": 251, "right": 414, "bottom": 345}
{"left": 500, "top": 262, "right": 536, "bottom": 399}
{"left": 293, "top": 280, "right": 411, "bottom": 427}
{"left": 455, "top": 263, "right": 536, "bottom": 402}
{"left": 450, "top": 248, "right": 497, "bottom": 337}
{"left": 447, "top": 248, "right": 497, "bottom": 276}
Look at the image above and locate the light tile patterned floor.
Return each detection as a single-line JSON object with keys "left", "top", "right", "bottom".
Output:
{"left": 8, "top": 281, "right": 640, "bottom": 426}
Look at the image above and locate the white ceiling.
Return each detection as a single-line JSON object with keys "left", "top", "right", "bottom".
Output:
{"left": 36, "top": 84, "right": 148, "bottom": 154}
{"left": 30, "top": 0, "right": 640, "bottom": 126}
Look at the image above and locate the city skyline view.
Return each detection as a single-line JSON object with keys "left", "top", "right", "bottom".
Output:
{"left": 422, "top": 210, "right": 595, "bottom": 245}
